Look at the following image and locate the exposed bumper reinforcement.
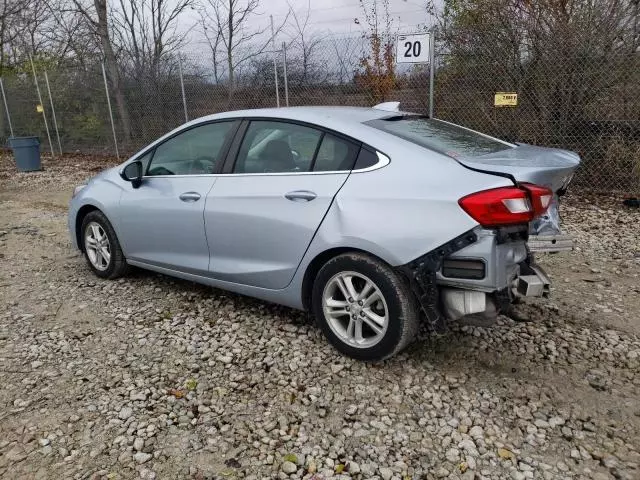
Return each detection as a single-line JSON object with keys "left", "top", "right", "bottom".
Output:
{"left": 527, "top": 234, "right": 574, "bottom": 253}
{"left": 398, "top": 230, "right": 478, "bottom": 334}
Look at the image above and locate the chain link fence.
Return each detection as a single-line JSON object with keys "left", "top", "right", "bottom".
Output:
{"left": 1, "top": 35, "right": 638, "bottom": 194}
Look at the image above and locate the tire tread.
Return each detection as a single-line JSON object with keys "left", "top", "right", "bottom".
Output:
{"left": 312, "top": 252, "right": 419, "bottom": 361}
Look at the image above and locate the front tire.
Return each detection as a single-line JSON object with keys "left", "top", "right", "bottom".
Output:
{"left": 81, "top": 210, "right": 129, "bottom": 279}
{"left": 312, "top": 252, "right": 419, "bottom": 361}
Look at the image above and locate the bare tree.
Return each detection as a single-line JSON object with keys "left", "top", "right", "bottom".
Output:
{"left": 199, "top": 0, "right": 288, "bottom": 98}
{"left": 331, "top": 36, "right": 361, "bottom": 84}
{"left": 1, "top": 0, "right": 30, "bottom": 73}
{"left": 285, "top": 0, "right": 325, "bottom": 86}
{"left": 199, "top": 9, "right": 226, "bottom": 83}
{"left": 112, "top": 0, "right": 194, "bottom": 81}
{"left": 70, "top": 0, "right": 132, "bottom": 142}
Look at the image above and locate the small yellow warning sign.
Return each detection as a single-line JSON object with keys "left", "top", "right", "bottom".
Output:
{"left": 494, "top": 92, "right": 518, "bottom": 107}
{"left": 36, "top": 104, "right": 44, "bottom": 113}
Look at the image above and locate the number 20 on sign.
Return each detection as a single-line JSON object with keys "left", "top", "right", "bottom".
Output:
{"left": 396, "top": 33, "right": 431, "bottom": 64}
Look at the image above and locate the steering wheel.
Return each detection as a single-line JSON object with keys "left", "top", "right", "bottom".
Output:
{"left": 190, "top": 156, "right": 215, "bottom": 174}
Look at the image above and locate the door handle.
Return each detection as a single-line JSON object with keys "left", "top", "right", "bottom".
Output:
{"left": 284, "top": 190, "right": 317, "bottom": 202}
{"left": 179, "top": 192, "right": 201, "bottom": 202}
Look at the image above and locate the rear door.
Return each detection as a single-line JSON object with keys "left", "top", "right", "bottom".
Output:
{"left": 205, "top": 120, "right": 360, "bottom": 289}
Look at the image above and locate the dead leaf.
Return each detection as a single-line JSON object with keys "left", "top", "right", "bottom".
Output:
{"left": 498, "top": 447, "right": 515, "bottom": 460}
{"left": 168, "top": 388, "right": 184, "bottom": 399}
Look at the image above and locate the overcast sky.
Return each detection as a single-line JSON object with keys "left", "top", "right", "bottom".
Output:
{"left": 185, "top": 0, "right": 435, "bottom": 46}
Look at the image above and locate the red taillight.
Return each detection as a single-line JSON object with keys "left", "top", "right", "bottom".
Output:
{"left": 521, "top": 183, "right": 553, "bottom": 216}
{"left": 459, "top": 184, "right": 553, "bottom": 227}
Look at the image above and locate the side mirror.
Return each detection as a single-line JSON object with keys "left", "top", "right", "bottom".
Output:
{"left": 121, "top": 161, "right": 143, "bottom": 189}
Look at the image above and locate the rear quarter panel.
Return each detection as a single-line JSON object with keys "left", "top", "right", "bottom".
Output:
{"left": 305, "top": 141, "right": 515, "bottom": 267}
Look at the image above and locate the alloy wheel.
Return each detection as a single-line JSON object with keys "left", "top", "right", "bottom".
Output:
{"left": 84, "top": 221, "right": 111, "bottom": 271}
{"left": 322, "top": 271, "right": 389, "bottom": 348}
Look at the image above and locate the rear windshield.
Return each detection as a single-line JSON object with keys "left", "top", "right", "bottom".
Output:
{"left": 364, "top": 116, "right": 513, "bottom": 158}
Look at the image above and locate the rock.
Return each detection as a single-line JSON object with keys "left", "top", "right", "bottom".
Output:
{"left": 435, "top": 467, "right": 449, "bottom": 478}
{"left": 469, "top": 426, "right": 484, "bottom": 438}
{"left": 134, "top": 452, "right": 152, "bottom": 464}
{"left": 330, "top": 364, "right": 344, "bottom": 374}
{"left": 130, "top": 391, "right": 147, "bottom": 401}
{"left": 118, "top": 407, "right": 133, "bottom": 420}
{"left": 361, "top": 464, "right": 376, "bottom": 476}
{"left": 5, "top": 445, "right": 27, "bottom": 462}
{"left": 379, "top": 467, "right": 393, "bottom": 480}
{"left": 534, "top": 419, "right": 550, "bottom": 429}
{"left": 461, "top": 471, "right": 475, "bottom": 480}
{"left": 139, "top": 468, "right": 156, "bottom": 479}
{"left": 548, "top": 416, "right": 565, "bottom": 428}
{"left": 133, "top": 437, "right": 145, "bottom": 451}
{"left": 348, "top": 461, "right": 361, "bottom": 474}
{"left": 458, "top": 439, "right": 477, "bottom": 453}
{"left": 281, "top": 461, "right": 297, "bottom": 474}
{"left": 445, "top": 448, "right": 460, "bottom": 462}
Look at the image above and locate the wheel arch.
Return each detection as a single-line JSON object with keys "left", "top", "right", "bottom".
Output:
{"left": 300, "top": 247, "right": 391, "bottom": 311}
{"left": 75, "top": 204, "right": 101, "bottom": 252}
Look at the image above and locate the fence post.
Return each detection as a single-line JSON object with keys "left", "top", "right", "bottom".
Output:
{"left": 270, "top": 15, "right": 280, "bottom": 108}
{"left": 44, "top": 70, "right": 63, "bottom": 155}
{"left": 0, "top": 78, "right": 14, "bottom": 138}
{"left": 29, "top": 55, "right": 55, "bottom": 158}
{"left": 282, "top": 42, "right": 289, "bottom": 107}
{"left": 429, "top": 30, "right": 435, "bottom": 118}
{"left": 178, "top": 56, "right": 188, "bottom": 123}
{"left": 101, "top": 63, "right": 120, "bottom": 161}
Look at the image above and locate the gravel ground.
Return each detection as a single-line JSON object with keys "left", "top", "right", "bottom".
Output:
{"left": 1, "top": 154, "right": 639, "bottom": 480}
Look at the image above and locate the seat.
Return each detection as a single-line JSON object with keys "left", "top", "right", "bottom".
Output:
{"left": 261, "top": 140, "right": 296, "bottom": 172}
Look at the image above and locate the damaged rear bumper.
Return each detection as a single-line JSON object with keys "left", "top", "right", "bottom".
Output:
{"left": 400, "top": 226, "right": 553, "bottom": 329}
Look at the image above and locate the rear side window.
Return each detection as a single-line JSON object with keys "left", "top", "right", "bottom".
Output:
{"left": 365, "top": 116, "right": 513, "bottom": 158}
{"left": 353, "top": 148, "right": 378, "bottom": 170}
{"left": 312, "top": 134, "right": 359, "bottom": 172}
{"left": 233, "top": 121, "right": 322, "bottom": 173}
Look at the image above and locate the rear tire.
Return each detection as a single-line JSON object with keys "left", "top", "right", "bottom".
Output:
{"left": 81, "top": 210, "right": 129, "bottom": 279}
{"left": 312, "top": 252, "right": 419, "bottom": 361}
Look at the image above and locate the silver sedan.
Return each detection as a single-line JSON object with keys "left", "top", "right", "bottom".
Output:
{"left": 69, "top": 104, "right": 580, "bottom": 360}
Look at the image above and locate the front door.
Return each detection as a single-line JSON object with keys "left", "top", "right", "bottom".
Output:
{"left": 117, "top": 121, "right": 237, "bottom": 273}
{"left": 205, "top": 120, "right": 360, "bottom": 289}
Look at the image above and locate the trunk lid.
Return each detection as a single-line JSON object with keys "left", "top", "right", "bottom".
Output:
{"left": 456, "top": 144, "right": 580, "bottom": 193}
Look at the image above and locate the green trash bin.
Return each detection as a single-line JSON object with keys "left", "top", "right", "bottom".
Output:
{"left": 8, "top": 137, "right": 42, "bottom": 172}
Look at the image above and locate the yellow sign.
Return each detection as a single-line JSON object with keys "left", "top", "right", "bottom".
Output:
{"left": 36, "top": 104, "right": 44, "bottom": 113}
{"left": 494, "top": 92, "right": 518, "bottom": 107}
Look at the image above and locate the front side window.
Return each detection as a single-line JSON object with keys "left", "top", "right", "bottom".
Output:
{"left": 147, "top": 121, "right": 234, "bottom": 176}
{"left": 365, "top": 116, "right": 513, "bottom": 158}
{"left": 233, "top": 121, "right": 323, "bottom": 173}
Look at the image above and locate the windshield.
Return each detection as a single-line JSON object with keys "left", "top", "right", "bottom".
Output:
{"left": 365, "top": 116, "right": 514, "bottom": 158}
